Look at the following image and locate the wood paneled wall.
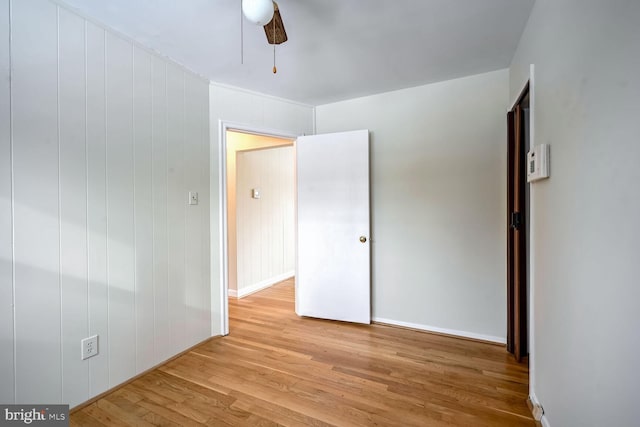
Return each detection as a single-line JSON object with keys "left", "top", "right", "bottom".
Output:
{"left": 225, "top": 132, "right": 294, "bottom": 295}
{"left": 0, "top": 0, "right": 210, "bottom": 407}
{"left": 236, "top": 146, "right": 295, "bottom": 296}
{"left": 0, "top": 0, "right": 13, "bottom": 407}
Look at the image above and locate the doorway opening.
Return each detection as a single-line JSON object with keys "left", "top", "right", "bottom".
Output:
{"left": 219, "top": 124, "right": 298, "bottom": 335}
{"left": 218, "top": 126, "right": 372, "bottom": 335}
{"left": 507, "top": 83, "right": 530, "bottom": 362}
{"left": 226, "top": 130, "right": 295, "bottom": 302}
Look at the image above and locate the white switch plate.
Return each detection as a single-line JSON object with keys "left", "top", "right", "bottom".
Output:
{"left": 81, "top": 335, "right": 99, "bottom": 360}
{"left": 188, "top": 191, "right": 198, "bottom": 205}
{"left": 252, "top": 188, "right": 261, "bottom": 199}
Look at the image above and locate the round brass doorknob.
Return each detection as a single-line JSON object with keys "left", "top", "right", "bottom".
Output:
{"left": 359, "top": 236, "right": 367, "bottom": 243}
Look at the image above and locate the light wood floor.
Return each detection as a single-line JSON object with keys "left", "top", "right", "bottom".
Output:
{"left": 71, "top": 279, "right": 534, "bottom": 426}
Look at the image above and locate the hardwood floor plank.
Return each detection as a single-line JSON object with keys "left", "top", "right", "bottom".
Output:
{"left": 72, "top": 278, "right": 534, "bottom": 426}
{"left": 69, "top": 409, "right": 108, "bottom": 427}
{"left": 82, "top": 403, "right": 129, "bottom": 426}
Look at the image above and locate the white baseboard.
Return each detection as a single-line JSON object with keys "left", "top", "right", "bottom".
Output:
{"left": 233, "top": 271, "right": 294, "bottom": 299}
{"left": 371, "top": 317, "right": 506, "bottom": 344}
{"left": 529, "top": 392, "right": 550, "bottom": 427}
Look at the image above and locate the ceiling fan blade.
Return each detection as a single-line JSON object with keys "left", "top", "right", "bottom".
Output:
{"left": 263, "top": 2, "right": 287, "bottom": 45}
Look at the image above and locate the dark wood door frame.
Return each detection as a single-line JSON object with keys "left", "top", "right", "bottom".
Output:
{"left": 507, "top": 83, "right": 529, "bottom": 362}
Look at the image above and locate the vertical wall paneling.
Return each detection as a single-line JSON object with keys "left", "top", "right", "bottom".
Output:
{"left": 184, "top": 75, "right": 205, "bottom": 344}
{"left": 58, "top": 7, "right": 89, "bottom": 405}
{"left": 166, "top": 65, "right": 186, "bottom": 354}
{"left": 262, "top": 151, "right": 273, "bottom": 280}
{"left": 236, "top": 151, "right": 257, "bottom": 290}
{"left": 199, "top": 82, "right": 210, "bottom": 337}
{"left": 226, "top": 132, "right": 293, "bottom": 296}
{"left": 209, "top": 84, "right": 314, "bottom": 137}
{"left": 133, "top": 46, "right": 155, "bottom": 373}
{"left": 151, "top": 58, "right": 170, "bottom": 363}
{"left": 282, "top": 148, "right": 295, "bottom": 272}
{"left": 105, "top": 32, "right": 136, "bottom": 387}
{"left": 12, "top": 0, "right": 62, "bottom": 403}
{"left": 235, "top": 145, "right": 295, "bottom": 295}
{"left": 263, "top": 97, "right": 314, "bottom": 135}
{"left": 0, "top": 0, "right": 14, "bottom": 404}
{"left": 8, "top": 0, "right": 210, "bottom": 406}
{"left": 85, "top": 21, "right": 109, "bottom": 397}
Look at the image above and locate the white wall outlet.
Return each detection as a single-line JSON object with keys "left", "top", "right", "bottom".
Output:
{"left": 81, "top": 335, "right": 99, "bottom": 360}
{"left": 252, "top": 188, "right": 261, "bottom": 199}
{"left": 188, "top": 191, "right": 198, "bottom": 205}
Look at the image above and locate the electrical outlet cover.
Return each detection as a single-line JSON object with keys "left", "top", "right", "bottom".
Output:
{"left": 81, "top": 335, "right": 99, "bottom": 360}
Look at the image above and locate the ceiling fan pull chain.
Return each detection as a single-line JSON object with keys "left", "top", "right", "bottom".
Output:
{"left": 272, "top": 16, "right": 277, "bottom": 73}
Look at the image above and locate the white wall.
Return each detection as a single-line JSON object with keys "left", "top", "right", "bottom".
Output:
{"left": 510, "top": 1, "right": 640, "bottom": 426}
{"left": 0, "top": 0, "right": 210, "bottom": 407}
{"left": 209, "top": 84, "right": 313, "bottom": 332}
{"left": 0, "top": 0, "right": 12, "bottom": 406}
{"left": 316, "top": 69, "right": 509, "bottom": 342}
{"left": 236, "top": 146, "right": 295, "bottom": 297}
{"left": 226, "top": 132, "right": 293, "bottom": 294}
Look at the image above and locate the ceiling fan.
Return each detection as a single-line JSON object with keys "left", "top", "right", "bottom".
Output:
{"left": 241, "top": 0, "right": 288, "bottom": 73}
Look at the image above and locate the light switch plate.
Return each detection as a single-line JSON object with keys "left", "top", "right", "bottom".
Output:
{"left": 188, "top": 191, "right": 198, "bottom": 205}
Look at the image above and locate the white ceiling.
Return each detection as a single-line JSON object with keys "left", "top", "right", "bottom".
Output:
{"left": 59, "top": 0, "right": 535, "bottom": 105}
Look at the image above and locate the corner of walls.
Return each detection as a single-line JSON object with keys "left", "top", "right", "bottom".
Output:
{"left": 529, "top": 392, "right": 551, "bottom": 427}
{"left": 234, "top": 272, "right": 295, "bottom": 299}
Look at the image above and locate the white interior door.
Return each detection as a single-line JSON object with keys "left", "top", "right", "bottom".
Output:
{"left": 296, "top": 129, "right": 370, "bottom": 324}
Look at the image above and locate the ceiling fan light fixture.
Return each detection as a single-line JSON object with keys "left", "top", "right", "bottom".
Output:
{"left": 242, "top": 0, "right": 274, "bottom": 26}
{"left": 264, "top": 1, "right": 287, "bottom": 45}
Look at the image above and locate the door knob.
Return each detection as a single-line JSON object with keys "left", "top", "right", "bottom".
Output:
{"left": 359, "top": 236, "right": 367, "bottom": 243}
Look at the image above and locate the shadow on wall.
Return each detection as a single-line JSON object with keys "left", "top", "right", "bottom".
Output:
{"left": 0, "top": 238, "right": 211, "bottom": 407}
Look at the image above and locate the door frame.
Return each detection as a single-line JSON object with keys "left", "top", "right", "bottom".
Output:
{"left": 507, "top": 93, "right": 528, "bottom": 361}
{"left": 217, "top": 121, "right": 299, "bottom": 335}
{"left": 508, "top": 65, "right": 536, "bottom": 397}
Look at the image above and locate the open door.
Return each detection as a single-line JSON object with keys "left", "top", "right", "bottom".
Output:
{"left": 507, "top": 85, "right": 529, "bottom": 362}
{"left": 295, "top": 130, "right": 370, "bottom": 324}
